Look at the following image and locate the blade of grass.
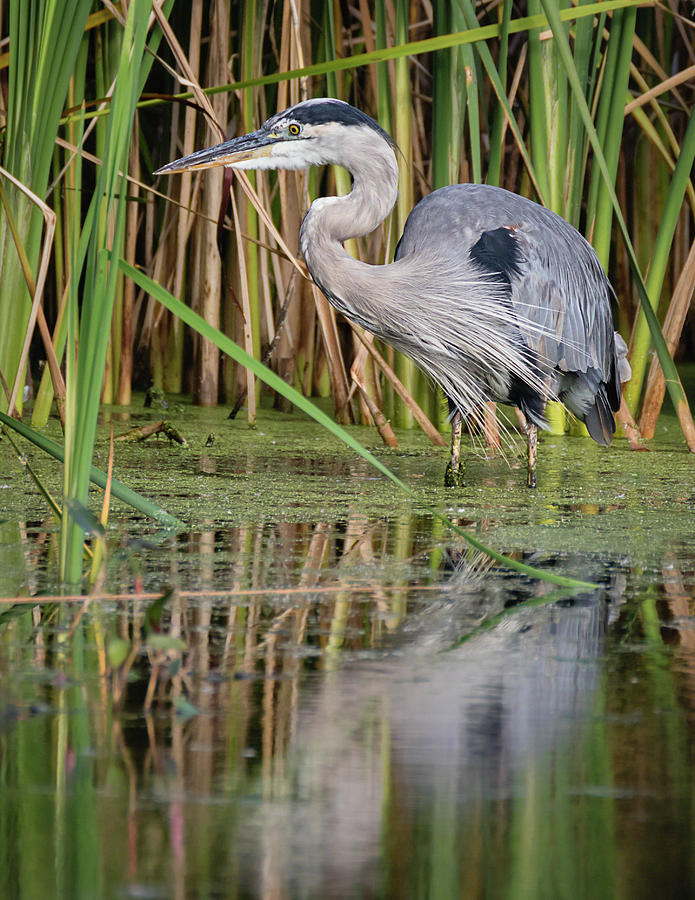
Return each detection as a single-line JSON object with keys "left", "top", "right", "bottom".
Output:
{"left": 62, "top": 0, "right": 164, "bottom": 581}
{"left": 2, "top": 427, "right": 63, "bottom": 522}
{"left": 0, "top": 169, "right": 57, "bottom": 417}
{"left": 639, "top": 239, "right": 695, "bottom": 437}
{"left": 0, "top": 0, "right": 92, "bottom": 413}
{"left": 0, "top": 409, "right": 183, "bottom": 527}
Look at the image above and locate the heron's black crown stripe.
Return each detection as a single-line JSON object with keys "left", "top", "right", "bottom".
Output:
{"left": 269, "top": 100, "right": 396, "bottom": 148}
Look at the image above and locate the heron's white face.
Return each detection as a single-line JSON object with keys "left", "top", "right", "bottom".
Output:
{"left": 154, "top": 99, "right": 394, "bottom": 176}
{"left": 229, "top": 119, "right": 361, "bottom": 171}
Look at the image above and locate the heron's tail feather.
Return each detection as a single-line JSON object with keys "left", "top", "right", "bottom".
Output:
{"left": 614, "top": 332, "right": 631, "bottom": 384}
{"left": 582, "top": 388, "right": 616, "bottom": 446}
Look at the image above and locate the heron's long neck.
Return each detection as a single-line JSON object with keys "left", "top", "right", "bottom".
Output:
{"left": 299, "top": 132, "right": 399, "bottom": 313}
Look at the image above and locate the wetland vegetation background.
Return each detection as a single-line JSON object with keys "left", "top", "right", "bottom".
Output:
{"left": 1, "top": 0, "right": 695, "bottom": 897}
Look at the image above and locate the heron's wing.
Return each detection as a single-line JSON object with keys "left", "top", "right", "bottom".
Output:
{"left": 505, "top": 220, "right": 624, "bottom": 443}
{"left": 502, "top": 222, "right": 615, "bottom": 380}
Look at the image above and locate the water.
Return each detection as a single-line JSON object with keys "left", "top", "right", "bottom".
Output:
{"left": 1, "top": 401, "right": 694, "bottom": 898}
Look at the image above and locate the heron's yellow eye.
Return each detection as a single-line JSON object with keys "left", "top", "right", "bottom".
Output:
{"left": 288, "top": 123, "right": 301, "bottom": 136}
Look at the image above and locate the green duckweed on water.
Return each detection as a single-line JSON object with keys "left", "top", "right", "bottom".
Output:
{"left": 2, "top": 389, "right": 693, "bottom": 566}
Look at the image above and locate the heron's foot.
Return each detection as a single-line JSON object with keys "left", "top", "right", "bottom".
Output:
{"left": 526, "top": 423, "right": 537, "bottom": 489}
{"left": 444, "top": 458, "right": 464, "bottom": 488}
{"left": 445, "top": 410, "right": 464, "bottom": 487}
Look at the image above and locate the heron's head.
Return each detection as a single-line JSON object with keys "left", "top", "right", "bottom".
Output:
{"left": 155, "top": 98, "right": 397, "bottom": 176}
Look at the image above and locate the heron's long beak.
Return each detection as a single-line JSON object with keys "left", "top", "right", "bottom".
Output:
{"left": 154, "top": 129, "right": 276, "bottom": 175}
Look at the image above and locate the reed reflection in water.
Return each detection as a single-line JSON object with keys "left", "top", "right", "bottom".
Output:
{"left": 1, "top": 514, "right": 694, "bottom": 899}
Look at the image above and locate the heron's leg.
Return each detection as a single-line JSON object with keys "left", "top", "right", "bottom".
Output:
{"left": 483, "top": 401, "right": 501, "bottom": 455}
{"left": 526, "top": 423, "right": 537, "bottom": 489}
{"left": 444, "top": 411, "right": 464, "bottom": 487}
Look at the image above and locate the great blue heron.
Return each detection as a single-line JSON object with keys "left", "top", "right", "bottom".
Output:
{"left": 156, "top": 98, "right": 630, "bottom": 487}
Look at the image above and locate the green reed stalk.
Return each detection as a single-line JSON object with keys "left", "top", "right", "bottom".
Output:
{"left": 374, "top": 2, "right": 395, "bottom": 420}
{"left": 431, "top": 0, "right": 468, "bottom": 429}
{"left": 393, "top": 0, "right": 417, "bottom": 429}
{"left": 61, "top": 0, "right": 153, "bottom": 583}
{"left": 32, "top": 38, "right": 89, "bottom": 428}
{"left": 526, "top": 0, "right": 550, "bottom": 205}
{"left": 432, "top": 0, "right": 465, "bottom": 191}
{"left": 623, "top": 110, "right": 695, "bottom": 413}
{"left": 96, "top": 20, "right": 123, "bottom": 405}
{"left": 458, "top": 0, "right": 544, "bottom": 200}
{"left": 241, "top": 0, "right": 260, "bottom": 422}
{"left": 486, "top": 0, "right": 512, "bottom": 188}
{"left": 374, "top": 2, "right": 393, "bottom": 134}
{"left": 565, "top": 4, "right": 603, "bottom": 226}
{"left": 324, "top": 3, "right": 356, "bottom": 245}
{"left": 462, "top": 40, "right": 482, "bottom": 184}
{"left": 525, "top": 0, "right": 567, "bottom": 433}
{"left": 586, "top": 7, "right": 637, "bottom": 265}
{"left": 0, "top": 0, "right": 92, "bottom": 414}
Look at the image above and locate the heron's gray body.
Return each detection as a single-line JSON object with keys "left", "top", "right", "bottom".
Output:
{"left": 297, "top": 130, "right": 623, "bottom": 444}
{"left": 156, "top": 98, "right": 629, "bottom": 482}
{"left": 393, "top": 183, "right": 624, "bottom": 440}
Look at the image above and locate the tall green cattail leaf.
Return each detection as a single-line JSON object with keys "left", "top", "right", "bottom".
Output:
{"left": 485, "top": 0, "right": 513, "bottom": 188}
{"left": 586, "top": 7, "right": 637, "bottom": 264}
{"left": 0, "top": 0, "right": 92, "bottom": 414}
{"left": 61, "top": 0, "right": 155, "bottom": 582}
{"left": 623, "top": 110, "right": 695, "bottom": 413}
{"left": 240, "top": 0, "right": 259, "bottom": 421}
{"left": 393, "top": 0, "right": 417, "bottom": 429}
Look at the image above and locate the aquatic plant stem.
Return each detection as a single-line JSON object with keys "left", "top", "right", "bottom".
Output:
{"left": 393, "top": 0, "right": 417, "bottom": 429}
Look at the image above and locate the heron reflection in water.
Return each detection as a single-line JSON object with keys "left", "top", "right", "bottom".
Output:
{"left": 156, "top": 99, "right": 630, "bottom": 487}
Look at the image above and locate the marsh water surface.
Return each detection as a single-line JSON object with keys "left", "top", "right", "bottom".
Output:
{"left": 1, "top": 398, "right": 694, "bottom": 899}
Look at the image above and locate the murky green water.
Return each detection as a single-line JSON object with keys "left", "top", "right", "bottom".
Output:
{"left": 1, "top": 398, "right": 695, "bottom": 898}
